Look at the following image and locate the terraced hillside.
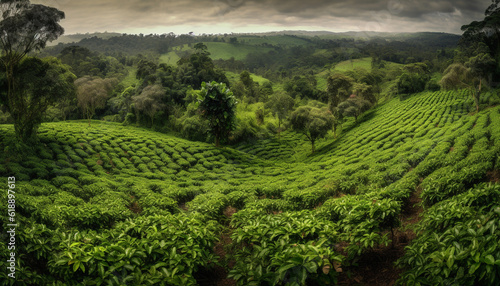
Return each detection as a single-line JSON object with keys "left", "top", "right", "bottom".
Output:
{"left": 1, "top": 90, "right": 499, "bottom": 285}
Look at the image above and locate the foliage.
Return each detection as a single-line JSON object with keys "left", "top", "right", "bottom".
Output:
{"left": 177, "top": 45, "right": 229, "bottom": 89}
{"left": 398, "top": 183, "right": 500, "bottom": 286}
{"left": 76, "top": 76, "right": 117, "bottom": 126}
{"left": 197, "top": 81, "right": 237, "bottom": 147}
{"left": 461, "top": 0, "right": 500, "bottom": 62}
{"left": 441, "top": 53, "right": 496, "bottom": 112}
{"left": 289, "top": 106, "right": 334, "bottom": 153}
{"left": 326, "top": 74, "right": 354, "bottom": 107}
{"left": 265, "top": 91, "right": 295, "bottom": 128}
{"left": 0, "top": 0, "right": 65, "bottom": 141}
{"left": 284, "top": 75, "right": 319, "bottom": 100}
{"left": 228, "top": 211, "right": 343, "bottom": 286}
{"left": 337, "top": 96, "right": 372, "bottom": 122}
{"left": 0, "top": 56, "right": 75, "bottom": 142}
{"left": 58, "top": 46, "right": 126, "bottom": 78}
{"left": 132, "top": 84, "right": 166, "bottom": 127}
{"left": 396, "top": 63, "right": 431, "bottom": 95}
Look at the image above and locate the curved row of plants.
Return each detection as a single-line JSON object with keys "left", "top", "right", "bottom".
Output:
{"left": 0, "top": 90, "right": 499, "bottom": 285}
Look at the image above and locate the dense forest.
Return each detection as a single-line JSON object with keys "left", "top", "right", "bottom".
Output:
{"left": 0, "top": 0, "right": 499, "bottom": 285}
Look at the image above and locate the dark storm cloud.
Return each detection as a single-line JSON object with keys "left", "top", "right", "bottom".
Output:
{"left": 229, "top": 0, "right": 489, "bottom": 19}
{"left": 34, "top": 0, "right": 492, "bottom": 34}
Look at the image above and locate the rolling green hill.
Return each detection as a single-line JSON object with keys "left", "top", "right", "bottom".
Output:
{"left": 314, "top": 58, "right": 404, "bottom": 91}
{"left": 204, "top": 42, "right": 274, "bottom": 61}
{"left": 225, "top": 70, "right": 271, "bottom": 86}
{"left": 159, "top": 51, "right": 182, "bottom": 66}
{"left": 1, "top": 90, "right": 499, "bottom": 285}
{"left": 233, "top": 34, "right": 312, "bottom": 46}
{"left": 159, "top": 42, "right": 275, "bottom": 66}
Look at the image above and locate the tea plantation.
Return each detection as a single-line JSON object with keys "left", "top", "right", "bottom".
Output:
{"left": 1, "top": 90, "right": 499, "bottom": 285}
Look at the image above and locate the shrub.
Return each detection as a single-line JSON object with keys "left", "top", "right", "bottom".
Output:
{"left": 398, "top": 184, "right": 500, "bottom": 286}
{"left": 51, "top": 176, "right": 79, "bottom": 187}
{"left": 228, "top": 211, "right": 343, "bottom": 286}
{"left": 187, "top": 192, "right": 229, "bottom": 218}
{"left": 226, "top": 190, "right": 258, "bottom": 209}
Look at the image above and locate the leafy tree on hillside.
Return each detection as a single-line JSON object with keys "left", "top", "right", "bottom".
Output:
{"left": 0, "top": 57, "right": 75, "bottom": 140}
{"left": 108, "top": 86, "right": 136, "bottom": 121}
{"left": 265, "top": 91, "right": 295, "bottom": 129}
{"left": 290, "top": 106, "right": 334, "bottom": 154}
{"left": 197, "top": 81, "right": 237, "bottom": 147}
{"left": 440, "top": 53, "right": 496, "bottom": 112}
{"left": 136, "top": 59, "right": 157, "bottom": 81}
{"left": 177, "top": 47, "right": 229, "bottom": 89}
{"left": 194, "top": 42, "right": 208, "bottom": 53}
{"left": 353, "top": 82, "right": 377, "bottom": 105}
{"left": 234, "top": 71, "right": 261, "bottom": 103}
{"left": 76, "top": 76, "right": 117, "bottom": 126}
{"left": 0, "top": 0, "right": 65, "bottom": 142}
{"left": 327, "top": 74, "right": 354, "bottom": 136}
{"left": 327, "top": 74, "right": 353, "bottom": 106}
{"left": 337, "top": 96, "right": 372, "bottom": 122}
{"left": 132, "top": 84, "right": 166, "bottom": 127}
{"left": 396, "top": 63, "right": 431, "bottom": 95}
{"left": 284, "top": 76, "right": 318, "bottom": 99}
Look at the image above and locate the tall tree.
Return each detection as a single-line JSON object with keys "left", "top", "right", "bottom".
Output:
{"left": 197, "top": 81, "right": 237, "bottom": 147}
{"left": 353, "top": 82, "right": 376, "bottom": 105}
{"left": 290, "top": 106, "right": 334, "bottom": 154}
{"left": 265, "top": 91, "right": 295, "bottom": 129}
{"left": 0, "top": 56, "right": 75, "bottom": 140}
{"left": 440, "top": 54, "right": 496, "bottom": 112}
{"left": 327, "top": 74, "right": 353, "bottom": 107}
{"left": 0, "top": 0, "right": 65, "bottom": 141}
{"left": 327, "top": 74, "right": 353, "bottom": 135}
{"left": 132, "top": 84, "right": 166, "bottom": 127}
{"left": 76, "top": 76, "right": 116, "bottom": 126}
{"left": 396, "top": 63, "right": 431, "bottom": 95}
{"left": 177, "top": 44, "right": 229, "bottom": 89}
{"left": 337, "top": 96, "right": 372, "bottom": 122}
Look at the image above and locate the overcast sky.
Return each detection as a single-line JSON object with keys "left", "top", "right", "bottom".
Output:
{"left": 33, "top": 0, "right": 491, "bottom": 35}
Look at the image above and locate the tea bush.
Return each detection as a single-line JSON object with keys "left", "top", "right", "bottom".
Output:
{"left": 398, "top": 183, "right": 500, "bottom": 285}
{"left": 0, "top": 91, "right": 498, "bottom": 285}
{"left": 228, "top": 211, "right": 343, "bottom": 285}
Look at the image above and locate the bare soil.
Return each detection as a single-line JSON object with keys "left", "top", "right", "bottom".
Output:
{"left": 487, "top": 169, "right": 500, "bottom": 183}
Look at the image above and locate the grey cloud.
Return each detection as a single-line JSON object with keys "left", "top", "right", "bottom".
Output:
{"left": 33, "top": 0, "right": 492, "bottom": 34}
{"left": 227, "top": 0, "right": 489, "bottom": 19}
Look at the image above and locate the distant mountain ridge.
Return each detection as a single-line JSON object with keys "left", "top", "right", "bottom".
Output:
{"left": 49, "top": 30, "right": 461, "bottom": 46}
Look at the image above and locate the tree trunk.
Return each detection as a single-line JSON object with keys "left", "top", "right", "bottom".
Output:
{"left": 87, "top": 109, "right": 92, "bottom": 126}
{"left": 474, "top": 79, "right": 482, "bottom": 113}
{"left": 311, "top": 140, "right": 315, "bottom": 154}
{"left": 215, "top": 135, "right": 220, "bottom": 148}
